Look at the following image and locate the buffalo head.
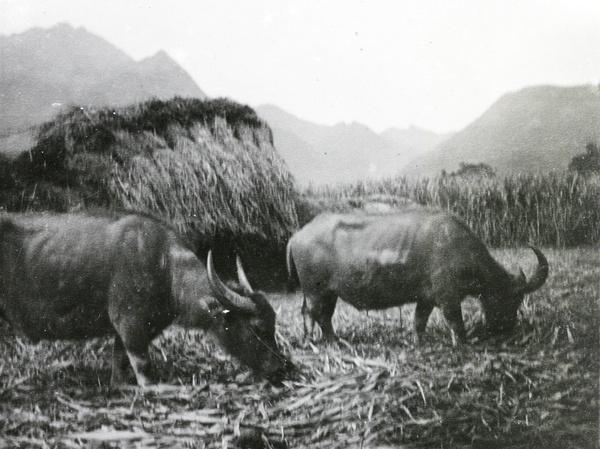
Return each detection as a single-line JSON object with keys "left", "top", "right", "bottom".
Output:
{"left": 206, "top": 252, "right": 293, "bottom": 383}
{"left": 482, "top": 246, "right": 549, "bottom": 334}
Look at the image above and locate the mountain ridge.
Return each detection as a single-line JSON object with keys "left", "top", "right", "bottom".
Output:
{"left": 3, "top": 26, "right": 595, "bottom": 183}
{"left": 405, "top": 84, "right": 600, "bottom": 177}
{"left": 256, "top": 104, "right": 445, "bottom": 185}
{"left": 0, "top": 23, "right": 206, "bottom": 131}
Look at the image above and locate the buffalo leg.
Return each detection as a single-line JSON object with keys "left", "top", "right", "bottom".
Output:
{"left": 302, "top": 291, "right": 338, "bottom": 342}
{"left": 111, "top": 334, "right": 136, "bottom": 386}
{"left": 441, "top": 303, "right": 467, "bottom": 345}
{"left": 318, "top": 292, "right": 338, "bottom": 341}
{"left": 414, "top": 301, "right": 434, "bottom": 344}
{"left": 110, "top": 317, "right": 156, "bottom": 386}
{"left": 301, "top": 294, "right": 316, "bottom": 341}
{"left": 120, "top": 327, "right": 155, "bottom": 387}
{"left": 124, "top": 349, "right": 154, "bottom": 387}
{"left": 118, "top": 328, "right": 155, "bottom": 387}
{"left": 108, "top": 276, "right": 164, "bottom": 386}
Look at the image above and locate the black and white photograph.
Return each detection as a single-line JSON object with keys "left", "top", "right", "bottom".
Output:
{"left": 0, "top": 1, "right": 598, "bottom": 447}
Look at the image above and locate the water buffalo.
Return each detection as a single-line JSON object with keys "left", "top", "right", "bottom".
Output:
{"left": 0, "top": 212, "right": 291, "bottom": 386}
{"left": 287, "top": 210, "right": 549, "bottom": 344}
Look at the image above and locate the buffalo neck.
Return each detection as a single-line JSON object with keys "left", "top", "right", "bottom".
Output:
{"left": 168, "top": 246, "right": 224, "bottom": 330}
{"left": 473, "top": 253, "right": 516, "bottom": 296}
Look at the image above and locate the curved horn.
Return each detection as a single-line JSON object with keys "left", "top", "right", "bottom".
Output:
{"left": 207, "top": 251, "right": 257, "bottom": 313}
{"left": 236, "top": 255, "right": 254, "bottom": 294}
{"left": 520, "top": 246, "right": 549, "bottom": 294}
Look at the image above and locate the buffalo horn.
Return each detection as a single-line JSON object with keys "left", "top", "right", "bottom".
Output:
{"left": 207, "top": 251, "right": 257, "bottom": 313}
{"left": 520, "top": 246, "right": 549, "bottom": 294}
{"left": 236, "top": 255, "right": 254, "bottom": 294}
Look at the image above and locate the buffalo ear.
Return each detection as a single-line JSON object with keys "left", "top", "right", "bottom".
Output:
{"left": 207, "top": 251, "right": 257, "bottom": 313}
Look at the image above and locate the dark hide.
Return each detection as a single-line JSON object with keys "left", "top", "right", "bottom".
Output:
{"left": 287, "top": 210, "right": 548, "bottom": 344}
{"left": 0, "top": 212, "right": 291, "bottom": 386}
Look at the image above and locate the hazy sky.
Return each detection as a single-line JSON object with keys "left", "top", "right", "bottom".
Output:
{"left": 1, "top": 0, "right": 599, "bottom": 133}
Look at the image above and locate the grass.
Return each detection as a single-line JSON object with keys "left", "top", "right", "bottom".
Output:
{"left": 0, "top": 247, "right": 597, "bottom": 448}
{"left": 300, "top": 173, "right": 600, "bottom": 247}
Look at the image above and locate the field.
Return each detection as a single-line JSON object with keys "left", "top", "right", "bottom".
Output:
{"left": 300, "top": 173, "right": 600, "bottom": 247}
{"left": 0, "top": 247, "right": 597, "bottom": 448}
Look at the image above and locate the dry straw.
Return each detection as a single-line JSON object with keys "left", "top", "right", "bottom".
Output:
{"left": 0, "top": 98, "right": 299, "bottom": 245}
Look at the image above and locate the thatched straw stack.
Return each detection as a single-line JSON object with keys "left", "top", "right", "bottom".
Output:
{"left": 0, "top": 97, "right": 298, "bottom": 285}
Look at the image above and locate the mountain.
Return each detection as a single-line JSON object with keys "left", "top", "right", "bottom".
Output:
{"left": 404, "top": 85, "right": 600, "bottom": 177}
{"left": 0, "top": 23, "right": 206, "bottom": 132}
{"left": 380, "top": 126, "right": 452, "bottom": 155}
{"left": 136, "top": 50, "right": 204, "bottom": 101}
{"left": 256, "top": 104, "right": 447, "bottom": 185}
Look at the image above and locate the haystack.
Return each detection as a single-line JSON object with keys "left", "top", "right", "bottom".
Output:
{"left": 0, "top": 97, "right": 298, "bottom": 287}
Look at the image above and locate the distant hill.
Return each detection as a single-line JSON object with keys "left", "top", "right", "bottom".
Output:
{"left": 256, "top": 104, "right": 447, "bottom": 185}
{"left": 0, "top": 23, "right": 206, "bottom": 154}
{"left": 404, "top": 85, "right": 600, "bottom": 177}
{"left": 380, "top": 126, "right": 452, "bottom": 155}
